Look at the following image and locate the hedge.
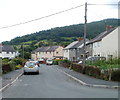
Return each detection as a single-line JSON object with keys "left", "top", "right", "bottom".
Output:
{"left": 71, "top": 63, "right": 83, "bottom": 73}
{"left": 84, "top": 66, "right": 101, "bottom": 78}
{"left": 2, "top": 64, "right": 12, "bottom": 73}
{"left": 111, "top": 70, "right": 120, "bottom": 81}
{"left": 59, "top": 62, "right": 120, "bottom": 81}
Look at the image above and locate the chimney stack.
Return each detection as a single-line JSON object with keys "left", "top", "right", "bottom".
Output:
{"left": 106, "top": 25, "right": 112, "bottom": 31}
{"left": 77, "top": 37, "right": 83, "bottom": 41}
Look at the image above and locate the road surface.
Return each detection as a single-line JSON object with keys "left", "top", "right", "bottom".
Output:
{"left": 2, "top": 64, "right": 118, "bottom": 98}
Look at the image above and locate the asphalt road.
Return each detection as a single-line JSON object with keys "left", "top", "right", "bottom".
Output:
{"left": 2, "top": 64, "right": 118, "bottom": 98}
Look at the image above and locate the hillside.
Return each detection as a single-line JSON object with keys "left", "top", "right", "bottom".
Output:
{"left": 3, "top": 18, "right": 119, "bottom": 46}
{"left": 2, "top": 18, "right": 119, "bottom": 59}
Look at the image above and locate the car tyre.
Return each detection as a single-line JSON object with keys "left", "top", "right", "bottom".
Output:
{"left": 24, "top": 72, "right": 27, "bottom": 75}
{"left": 36, "top": 71, "right": 39, "bottom": 75}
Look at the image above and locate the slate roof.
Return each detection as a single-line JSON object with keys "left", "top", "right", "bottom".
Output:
{"left": 0, "top": 45, "right": 16, "bottom": 52}
{"left": 87, "top": 27, "right": 117, "bottom": 44}
{"left": 32, "top": 46, "right": 59, "bottom": 53}
{"left": 64, "top": 39, "right": 89, "bottom": 50}
{"left": 64, "top": 41, "right": 78, "bottom": 49}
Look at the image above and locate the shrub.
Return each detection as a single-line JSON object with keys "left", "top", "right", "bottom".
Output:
{"left": 71, "top": 63, "right": 83, "bottom": 73}
{"left": 59, "top": 59, "right": 71, "bottom": 68}
{"left": 8, "top": 60, "right": 16, "bottom": 71}
{"left": 11, "top": 58, "right": 23, "bottom": 65}
{"left": 84, "top": 66, "right": 101, "bottom": 78}
{"left": 61, "top": 59, "right": 71, "bottom": 63}
{"left": 53, "top": 59, "right": 63, "bottom": 65}
{"left": 15, "top": 64, "right": 23, "bottom": 69}
{"left": 111, "top": 70, "right": 120, "bottom": 81}
{"left": 2, "top": 58, "right": 10, "bottom": 64}
{"left": 2, "top": 64, "right": 12, "bottom": 74}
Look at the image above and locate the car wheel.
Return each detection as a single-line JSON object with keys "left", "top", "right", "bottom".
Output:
{"left": 24, "top": 72, "right": 27, "bottom": 75}
{"left": 36, "top": 71, "right": 39, "bottom": 75}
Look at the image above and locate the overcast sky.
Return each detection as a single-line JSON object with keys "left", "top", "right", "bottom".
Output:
{"left": 0, "top": 0, "right": 119, "bottom": 43}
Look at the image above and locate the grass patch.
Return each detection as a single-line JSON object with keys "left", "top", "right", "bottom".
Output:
{"left": 86, "top": 58, "right": 120, "bottom": 70}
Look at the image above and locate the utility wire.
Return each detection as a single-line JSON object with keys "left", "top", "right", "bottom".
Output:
{"left": 0, "top": 3, "right": 118, "bottom": 29}
{"left": 88, "top": 3, "right": 118, "bottom": 5}
{"left": 0, "top": 4, "right": 84, "bottom": 29}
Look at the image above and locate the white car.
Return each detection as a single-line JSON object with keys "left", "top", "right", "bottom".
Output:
{"left": 46, "top": 59, "right": 53, "bottom": 65}
{"left": 23, "top": 61, "right": 39, "bottom": 75}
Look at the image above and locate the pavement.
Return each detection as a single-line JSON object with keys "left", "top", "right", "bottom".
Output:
{"left": 0, "top": 68, "right": 23, "bottom": 91}
{"left": 0, "top": 64, "right": 119, "bottom": 92}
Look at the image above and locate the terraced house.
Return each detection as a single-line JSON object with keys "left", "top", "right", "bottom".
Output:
{"left": 63, "top": 39, "right": 90, "bottom": 62}
{"left": 31, "top": 46, "right": 64, "bottom": 60}
{"left": 64, "top": 26, "right": 119, "bottom": 61}
{"left": 88, "top": 26, "right": 120, "bottom": 59}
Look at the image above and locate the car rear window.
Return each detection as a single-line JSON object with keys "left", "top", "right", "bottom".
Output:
{"left": 26, "top": 62, "right": 35, "bottom": 67}
{"left": 47, "top": 60, "right": 52, "bottom": 61}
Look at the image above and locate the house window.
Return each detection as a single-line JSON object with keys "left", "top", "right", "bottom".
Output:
{"left": 7, "top": 52, "right": 9, "bottom": 54}
{"left": 46, "top": 52, "right": 47, "bottom": 54}
{"left": 98, "top": 54, "right": 100, "bottom": 56}
{"left": 108, "top": 55, "right": 113, "bottom": 59}
{"left": 56, "top": 52, "right": 59, "bottom": 54}
{"left": 81, "top": 54, "right": 84, "bottom": 58}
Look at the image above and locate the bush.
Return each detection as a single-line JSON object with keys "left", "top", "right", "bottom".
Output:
{"left": 59, "top": 59, "right": 71, "bottom": 68}
{"left": 11, "top": 58, "right": 23, "bottom": 65}
{"left": 2, "top": 64, "right": 12, "bottom": 74}
{"left": 15, "top": 64, "right": 23, "bottom": 69}
{"left": 2, "top": 58, "right": 27, "bottom": 74}
{"left": 84, "top": 66, "right": 101, "bottom": 78}
{"left": 111, "top": 70, "right": 120, "bottom": 81}
{"left": 8, "top": 60, "right": 16, "bottom": 71}
{"left": 71, "top": 63, "right": 83, "bottom": 73}
{"left": 61, "top": 59, "right": 71, "bottom": 63}
{"left": 53, "top": 59, "right": 63, "bottom": 65}
{"left": 2, "top": 58, "right": 10, "bottom": 64}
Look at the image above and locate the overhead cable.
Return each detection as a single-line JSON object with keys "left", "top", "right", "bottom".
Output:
{"left": 0, "top": 4, "right": 84, "bottom": 29}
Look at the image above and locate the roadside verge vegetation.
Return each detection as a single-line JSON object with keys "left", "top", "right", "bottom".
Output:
{"left": 2, "top": 58, "right": 27, "bottom": 74}
{"left": 54, "top": 58, "right": 120, "bottom": 82}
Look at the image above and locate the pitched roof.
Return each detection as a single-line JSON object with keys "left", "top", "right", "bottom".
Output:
{"left": 87, "top": 27, "right": 117, "bottom": 44}
{"left": 32, "top": 46, "right": 60, "bottom": 53}
{"left": 64, "top": 41, "right": 78, "bottom": 49}
{"left": 0, "top": 45, "right": 16, "bottom": 52}
{"left": 64, "top": 39, "right": 89, "bottom": 49}
{"left": 46, "top": 46, "right": 59, "bottom": 52}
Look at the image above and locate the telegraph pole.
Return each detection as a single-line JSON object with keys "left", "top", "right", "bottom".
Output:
{"left": 83, "top": 2, "right": 87, "bottom": 70}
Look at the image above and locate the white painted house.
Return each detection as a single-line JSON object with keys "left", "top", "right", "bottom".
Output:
{"left": 90, "top": 26, "right": 120, "bottom": 59}
{"left": 0, "top": 45, "right": 17, "bottom": 59}
{"left": 64, "top": 39, "right": 89, "bottom": 61}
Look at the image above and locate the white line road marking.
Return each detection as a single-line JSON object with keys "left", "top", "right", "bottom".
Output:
{"left": 0, "top": 73, "right": 23, "bottom": 92}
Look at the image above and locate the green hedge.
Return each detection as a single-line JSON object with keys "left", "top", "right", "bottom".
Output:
{"left": 71, "top": 63, "right": 83, "bottom": 73}
{"left": 2, "top": 64, "right": 12, "bottom": 74}
{"left": 111, "top": 70, "right": 120, "bottom": 81}
{"left": 59, "top": 62, "right": 120, "bottom": 81}
{"left": 53, "top": 59, "right": 63, "bottom": 65}
{"left": 84, "top": 66, "right": 101, "bottom": 78}
{"left": 2, "top": 58, "right": 27, "bottom": 74}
